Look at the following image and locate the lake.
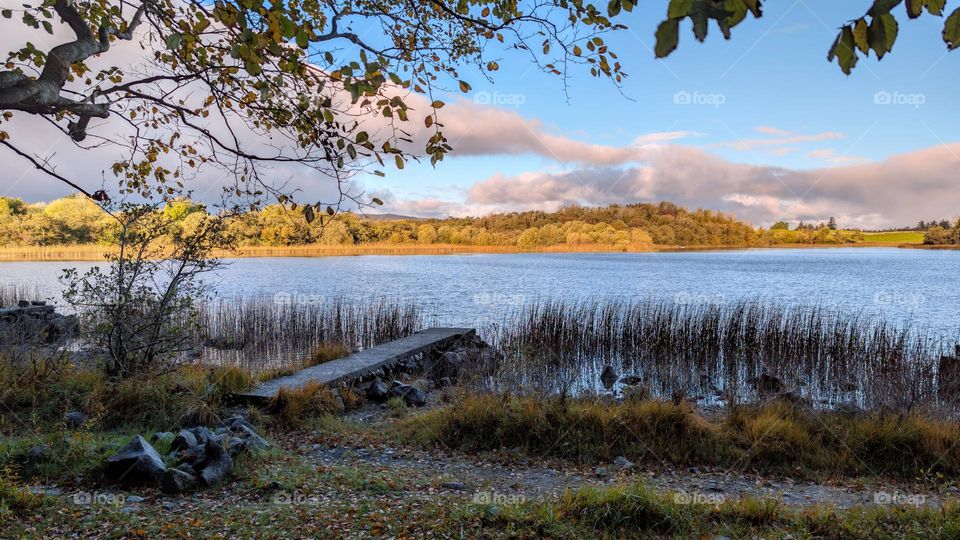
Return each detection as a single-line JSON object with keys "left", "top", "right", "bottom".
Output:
{"left": 1, "top": 247, "right": 957, "bottom": 338}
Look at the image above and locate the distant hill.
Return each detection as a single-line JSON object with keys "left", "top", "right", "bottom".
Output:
{"left": 357, "top": 213, "right": 424, "bottom": 222}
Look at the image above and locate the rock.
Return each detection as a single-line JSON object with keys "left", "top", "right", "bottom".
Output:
{"left": 189, "top": 427, "right": 216, "bottom": 445}
{"left": 441, "top": 481, "right": 466, "bottom": 490}
{"left": 329, "top": 388, "right": 346, "bottom": 411}
{"left": 613, "top": 456, "right": 634, "bottom": 471}
{"left": 222, "top": 415, "right": 256, "bottom": 433}
{"left": 600, "top": 365, "right": 618, "bottom": 389}
{"left": 939, "top": 354, "right": 960, "bottom": 401}
{"left": 621, "top": 375, "right": 643, "bottom": 386}
{"left": 126, "top": 495, "right": 145, "bottom": 504}
{"left": 437, "top": 377, "right": 453, "bottom": 388}
{"left": 192, "top": 439, "right": 233, "bottom": 487}
{"left": 366, "top": 378, "right": 391, "bottom": 403}
{"left": 104, "top": 436, "right": 166, "bottom": 485}
{"left": 17, "top": 300, "right": 29, "bottom": 308}
{"left": 170, "top": 430, "right": 199, "bottom": 453}
{"left": 430, "top": 350, "right": 466, "bottom": 380}
{"left": 233, "top": 425, "right": 269, "bottom": 451}
{"left": 756, "top": 373, "right": 784, "bottom": 395}
{"left": 160, "top": 468, "right": 197, "bottom": 494}
{"left": 403, "top": 387, "right": 428, "bottom": 407}
{"left": 64, "top": 411, "right": 87, "bottom": 428}
{"left": 27, "top": 444, "right": 49, "bottom": 464}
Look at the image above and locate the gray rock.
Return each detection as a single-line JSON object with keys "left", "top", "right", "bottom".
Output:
{"left": 600, "top": 365, "right": 618, "bottom": 389}
{"left": 234, "top": 424, "right": 269, "bottom": 451}
{"left": 223, "top": 415, "right": 255, "bottom": 433}
{"left": 441, "top": 481, "right": 466, "bottom": 490}
{"left": 366, "top": 378, "right": 391, "bottom": 403}
{"left": 126, "top": 495, "right": 145, "bottom": 504}
{"left": 192, "top": 439, "right": 233, "bottom": 487}
{"left": 64, "top": 411, "right": 87, "bottom": 428}
{"left": 170, "top": 430, "right": 199, "bottom": 453}
{"left": 399, "top": 385, "right": 428, "bottom": 407}
{"left": 160, "top": 468, "right": 197, "bottom": 494}
{"left": 621, "top": 375, "right": 643, "bottom": 386}
{"left": 27, "top": 444, "right": 49, "bottom": 464}
{"left": 104, "top": 436, "right": 166, "bottom": 485}
{"left": 613, "top": 456, "right": 634, "bottom": 471}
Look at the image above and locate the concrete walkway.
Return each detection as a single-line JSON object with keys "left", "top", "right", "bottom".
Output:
{"left": 236, "top": 327, "right": 475, "bottom": 401}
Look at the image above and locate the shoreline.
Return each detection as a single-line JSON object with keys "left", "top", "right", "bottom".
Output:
{"left": 0, "top": 241, "right": 931, "bottom": 262}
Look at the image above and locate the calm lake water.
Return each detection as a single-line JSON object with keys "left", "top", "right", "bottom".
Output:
{"left": 1, "top": 247, "right": 958, "bottom": 337}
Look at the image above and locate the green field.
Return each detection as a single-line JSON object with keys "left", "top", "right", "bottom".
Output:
{"left": 860, "top": 230, "right": 925, "bottom": 244}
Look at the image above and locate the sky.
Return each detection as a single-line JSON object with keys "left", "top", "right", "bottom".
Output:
{"left": 3, "top": 0, "right": 959, "bottom": 229}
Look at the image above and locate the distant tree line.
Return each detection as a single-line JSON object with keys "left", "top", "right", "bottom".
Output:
{"left": 0, "top": 196, "right": 910, "bottom": 249}
{"left": 923, "top": 220, "right": 960, "bottom": 245}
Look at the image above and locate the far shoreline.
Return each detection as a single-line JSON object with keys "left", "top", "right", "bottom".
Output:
{"left": 0, "top": 241, "right": 936, "bottom": 263}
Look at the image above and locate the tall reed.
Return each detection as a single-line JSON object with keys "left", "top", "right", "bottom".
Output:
{"left": 194, "top": 296, "right": 424, "bottom": 372}
{"left": 483, "top": 299, "right": 952, "bottom": 411}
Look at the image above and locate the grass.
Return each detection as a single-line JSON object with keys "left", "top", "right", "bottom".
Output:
{"left": 472, "top": 482, "right": 960, "bottom": 539}
{"left": 483, "top": 299, "right": 952, "bottom": 410}
{"left": 401, "top": 393, "right": 960, "bottom": 479}
{"left": 862, "top": 231, "right": 926, "bottom": 244}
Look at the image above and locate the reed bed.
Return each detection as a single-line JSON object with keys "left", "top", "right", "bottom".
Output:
{"left": 0, "top": 283, "right": 43, "bottom": 306}
{"left": 194, "top": 297, "right": 424, "bottom": 372}
{"left": 482, "top": 299, "right": 953, "bottom": 411}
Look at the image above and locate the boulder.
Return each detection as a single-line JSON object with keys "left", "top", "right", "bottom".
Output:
{"left": 756, "top": 373, "right": 784, "bottom": 396}
{"left": 233, "top": 424, "right": 269, "bottom": 451}
{"left": 402, "top": 386, "right": 428, "bottom": 408}
{"left": 192, "top": 439, "right": 233, "bottom": 487}
{"left": 613, "top": 456, "right": 634, "bottom": 471}
{"left": 939, "top": 354, "right": 960, "bottom": 401}
{"left": 170, "top": 430, "right": 199, "bottom": 453}
{"left": 64, "top": 411, "right": 87, "bottom": 428}
{"left": 621, "top": 375, "right": 643, "bottom": 386}
{"left": 600, "top": 365, "right": 619, "bottom": 389}
{"left": 26, "top": 444, "right": 49, "bottom": 464}
{"left": 222, "top": 415, "right": 255, "bottom": 434}
{"left": 104, "top": 436, "right": 166, "bottom": 485}
{"left": 366, "top": 378, "right": 391, "bottom": 403}
{"left": 160, "top": 468, "right": 197, "bottom": 494}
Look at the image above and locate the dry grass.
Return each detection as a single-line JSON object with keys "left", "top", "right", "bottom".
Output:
{"left": 268, "top": 382, "right": 343, "bottom": 427}
{"left": 402, "top": 393, "right": 960, "bottom": 478}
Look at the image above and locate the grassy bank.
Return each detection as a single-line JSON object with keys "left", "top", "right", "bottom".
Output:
{"left": 0, "top": 236, "right": 927, "bottom": 262}
{"left": 401, "top": 394, "right": 960, "bottom": 479}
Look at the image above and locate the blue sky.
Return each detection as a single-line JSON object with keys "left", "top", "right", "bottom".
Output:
{"left": 3, "top": 1, "right": 958, "bottom": 228}
{"left": 356, "top": 1, "right": 960, "bottom": 227}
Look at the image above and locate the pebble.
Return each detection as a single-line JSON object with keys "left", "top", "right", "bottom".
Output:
{"left": 442, "top": 481, "right": 466, "bottom": 490}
